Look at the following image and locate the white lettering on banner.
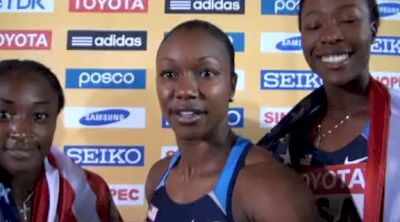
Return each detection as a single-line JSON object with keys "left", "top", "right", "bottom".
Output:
{"left": 262, "top": 72, "right": 321, "bottom": 89}
{"left": 73, "top": 0, "right": 145, "bottom": 11}
{"left": 67, "top": 148, "right": 142, "bottom": 165}
{"left": 109, "top": 184, "right": 144, "bottom": 206}
{"left": 301, "top": 164, "right": 366, "bottom": 194}
{"left": 192, "top": 0, "right": 241, "bottom": 11}
{"left": 0, "top": 32, "right": 49, "bottom": 49}
{"left": 79, "top": 71, "right": 135, "bottom": 87}
{"left": 274, "top": 0, "right": 299, "bottom": 14}
{"left": 372, "top": 38, "right": 400, "bottom": 54}
{"left": 94, "top": 34, "right": 142, "bottom": 47}
{"left": 84, "top": 113, "right": 125, "bottom": 122}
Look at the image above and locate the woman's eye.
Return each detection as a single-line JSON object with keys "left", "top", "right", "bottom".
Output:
{"left": 34, "top": 112, "right": 49, "bottom": 123}
{"left": 0, "top": 110, "right": 11, "bottom": 120}
{"left": 161, "top": 71, "right": 177, "bottom": 79}
{"left": 200, "top": 70, "right": 216, "bottom": 78}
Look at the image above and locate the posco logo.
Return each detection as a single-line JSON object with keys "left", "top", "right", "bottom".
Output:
{"left": 65, "top": 69, "right": 146, "bottom": 89}
{"left": 165, "top": 0, "right": 244, "bottom": 14}
{"left": 64, "top": 146, "right": 144, "bottom": 166}
{"left": 378, "top": 1, "right": 400, "bottom": 20}
{"left": 261, "top": 0, "right": 299, "bottom": 15}
{"left": 261, "top": 70, "right": 322, "bottom": 90}
{"left": 67, "top": 30, "right": 147, "bottom": 50}
{"left": 64, "top": 107, "right": 146, "bottom": 128}
{"left": 0, "top": 0, "right": 54, "bottom": 13}
{"left": 227, "top": 32, "right": 245, "bottom": 52}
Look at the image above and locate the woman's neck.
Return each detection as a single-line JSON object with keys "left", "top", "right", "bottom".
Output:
{"left": 8, "top": 166, "right": 41, "bottom": 207}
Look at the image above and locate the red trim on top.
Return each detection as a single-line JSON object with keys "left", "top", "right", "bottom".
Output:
{"left": 364, "top": 78, "right": 391, "bottom": 222}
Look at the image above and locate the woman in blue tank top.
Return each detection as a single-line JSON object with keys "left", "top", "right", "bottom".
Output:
{"left": 145, "top": 19, "right": 317, "bottom": 222}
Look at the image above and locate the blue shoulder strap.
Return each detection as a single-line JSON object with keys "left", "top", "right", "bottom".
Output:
{"left": 155, "top": 151, "right": 181, "bottom": 190}
{"left": 213, "top": 136, "right": 252, "bottom": 213}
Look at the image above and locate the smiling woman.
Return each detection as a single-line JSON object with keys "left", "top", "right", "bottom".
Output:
{"left": 0, "top": 59, "right": 122, "bottom": 222}
{"left": 144, "top": 19, "right": 317, "bottom": 222}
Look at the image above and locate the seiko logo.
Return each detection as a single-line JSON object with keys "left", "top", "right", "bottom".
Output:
{"left": 65, "top": 68, "right": 146, "bottom": 89}
{"left": 67, "top": 30, "right": 147, "bottom": 50}
{"left": 166, "top": 0, "right": 244, "bottom": 14}
{"left": 80, "top": 109, "right": 129, "bottom": 126}
{"left": 64, "top": 146, "right": 144, "bottom": 166}
{"left": 0, "top": 0, "right": 54, "bottom": 12}
{"left": 64, "top": 107, "right": 146, "bottom": 128}
{"left": 371, "top": 36, "right": 400, "bottom": 56}
{"left": 261, "top": 0, "right": 299, "bottom": 15}
{"left": 0, "top": 30, "right": 51, "bottom": 49}
{"left": 261, "top": 70, "right": 322, "bottom": 90}
{"left": 69, "top": 0, "right": 147, "bottom": 12}
{"left": 259, "top": 107, "right": 291, "bottom": 128}
{"left": 378, "top": 1, "right": 400, "bottom": 20}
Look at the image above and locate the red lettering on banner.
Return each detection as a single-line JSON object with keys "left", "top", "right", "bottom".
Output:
{"left": 111, "top": 188, "right": 139, "bottom": 201}
{"left": 374, "top": 76, "right": 400, "bottom": 89}
{"left": 301, "top": 164, "right": 366, "bottom": 194}
{"left": 0, "top": 30, "right": 51, "bottom": 50}
{"left": 263, "top": 111, "right": 286, "bottom": 124}
{"left": 69, "top": 0, "right": 148, "bottom": 12}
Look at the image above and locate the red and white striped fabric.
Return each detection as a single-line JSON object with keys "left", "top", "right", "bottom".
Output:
{"left": 30, "top": 148, "right": 119, "bottom": 222}
{"left": 364, "top": 78, "right": 400, "bottom": 222}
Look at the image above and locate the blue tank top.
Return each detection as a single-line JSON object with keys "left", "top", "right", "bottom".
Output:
{"left": 146, "top": 136, "right": 252, "bottom": 222}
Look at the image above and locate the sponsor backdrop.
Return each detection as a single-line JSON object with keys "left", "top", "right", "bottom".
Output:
{"left": 1, "top": 0, "right": 399, "bottom": 221}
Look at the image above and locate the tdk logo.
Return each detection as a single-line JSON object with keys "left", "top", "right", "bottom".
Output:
{"left": 165, "top": 0, "right": 244, "bottom": 14}
{"left": 65, "top": 68, "right": 146, "bottom": 89}
{"left": 371, "top": 36, "right": 400, "bottom": 56}
{"left": 227, "top": 32, "right": 245, "bottom": 52}
{"left": 64, "top": 146, "right": 144, "bottom": 166}
{"left": 64, "top": 107, "right": 146, "bottom": 128}
{"left": 0, "top": 30, "right": 51, "bottom": 49}
{"left": 378, "top": 0, "right": 400, "bottom": 20}
{"left": 261, "top": 0, "right": 299, "bottom": 15}
{"left": 70, "top": 0, "right": 148, "bottom": 12}
{"left": 67, "top": 30, "right": 147, "bottom": 50}
{"left": 372, "top": 71, "right": 400, "bottom": 89}
{"left": 260, "top": 107, "right": 291, "bottom": 128}
{"left": 162, "top": 107, "right": 244, "bottom": 128}
{"left": 261, "top": 70, "right": 322, "bottom": 90}
{"left": 261, "top": 32, "right": 302, "bottom": 53}
{"left": 0, "top": 0, "right": 54, "bottom": 13}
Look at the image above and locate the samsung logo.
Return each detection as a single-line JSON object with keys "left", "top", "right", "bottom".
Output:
{"left": 261, "top": 0, "right": 299, "bottom": 15}
{"left": 70, "top": 0, "right": 147, "bottom": 12}
{"left": 65, "top": 68, "right": 146, "bottom": 89}
{"left": 261, "top": 70, "right": 322, "bottom": 90}
{"left": 165, "top": 0, "right": 244, "bottom": 14}
{"left": 64, "top": 107, "right": 146, "bottom": 128}
{"left": 227, "top": 32, "right": 245, "bottom": 52}
{"left": 378, "top": 1, "right": 400, "bottom": 20}
{"left": 67, "top": 30, "right": 147, "bottom": 50}
{"left": 261, "top": 32, "right": 302, "bottom": 54}
{"left": 162, "top": 107, "right": 244, "bottom": 128}
{"left": 0, "top": 0, "right": 54, "bottom": 12}
{"left": 64, "top": 146, "right": 144, "bottom": 166}
{"left": 371, "top": 36, "right": 400, "bottom": 56}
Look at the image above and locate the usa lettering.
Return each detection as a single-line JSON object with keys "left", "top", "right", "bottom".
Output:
{"left": 0, "top": 31, "right": 50, "bottom": 49}
{"left": 71, "top": 0, "right": 145, "bottom": 11}
{"left": 1, "top": 0, "right": 44, "bottom": 10}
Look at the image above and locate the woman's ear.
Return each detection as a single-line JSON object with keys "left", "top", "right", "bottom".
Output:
{"left": 230, "top": 72, "right": 238, "bottom": 102}
{"left": 370, "top": 21, "right": 378, "bottom": 44}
